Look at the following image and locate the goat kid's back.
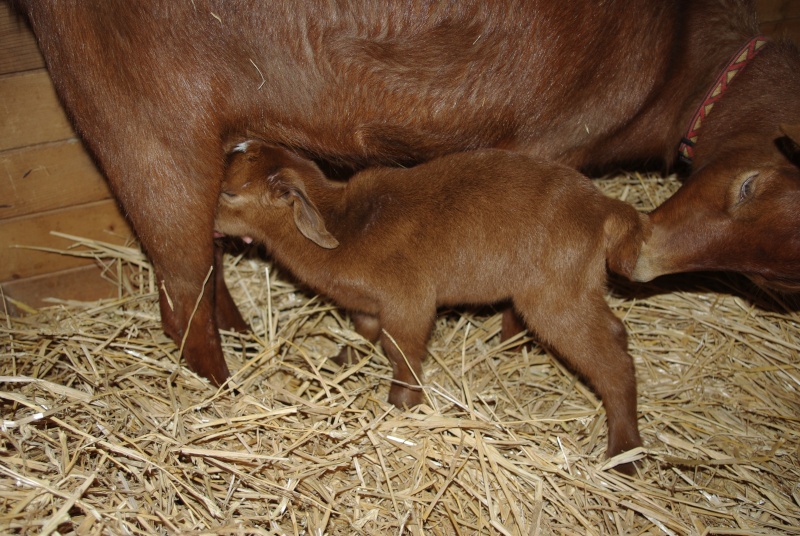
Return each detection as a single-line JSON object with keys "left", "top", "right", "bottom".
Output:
{"left": 218, "top": 146, "right": 647, "bottom": 307}
{"left": 329, "top": 150, "right": 644, "bottom": 302}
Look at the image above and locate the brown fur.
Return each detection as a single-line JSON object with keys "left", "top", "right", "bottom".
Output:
{"left": 13, "top": 1, "right": 800, "bottom": 385}
{"left": 215, "top": 142, "right": 647, "bottom": 470}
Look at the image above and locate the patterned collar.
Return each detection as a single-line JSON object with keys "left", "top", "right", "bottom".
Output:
{"left": 677, "top": 36, "right": 770, "bottom": 167}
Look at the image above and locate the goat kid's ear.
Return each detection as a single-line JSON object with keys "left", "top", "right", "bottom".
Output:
{"left": 272, "top": 175, "right": 339, "bottom": 249}
{"left": 290, "top": 188, "right": 340, "bottom": 249}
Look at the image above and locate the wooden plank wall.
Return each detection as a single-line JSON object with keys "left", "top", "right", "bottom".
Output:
{"left": 1, "top": 2, "right": 799, "bottom": 313}
{"left": 0, "top": 3, "right": 132, "bottom": 313}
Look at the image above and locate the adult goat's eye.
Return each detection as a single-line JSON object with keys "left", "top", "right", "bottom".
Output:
{"left": 738, "top": 173, "right": 758, "bottom": 203}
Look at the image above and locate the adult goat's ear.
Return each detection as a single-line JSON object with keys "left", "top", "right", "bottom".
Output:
{"left": 779, "top": 124, "right": 800, "bottom": 167}
{"left": 780, "top": 124, "right": 800, "bottom": 147}
{"left": 272, "top": 171, "right": 339, "bottom": 249}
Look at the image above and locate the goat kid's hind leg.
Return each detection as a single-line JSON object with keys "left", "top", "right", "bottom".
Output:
{"left": 332, "top": 312, "right": 381, "bottom": 365}
{"left": 380, "top": 308, "right": 436, "bottom": 409}
{"left": 515, "top": 295, "right": 641, "bottom": 472}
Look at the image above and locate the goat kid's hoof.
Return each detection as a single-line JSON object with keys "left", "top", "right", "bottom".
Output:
{"left": 388, "top": 385, "right": 423, "bottom": 409}
{"left": 610, "top": 459, "right": 637, "bottom": 476}
{"left": 330, "top": 347, "right": 362, "bottom": 366}
{"left": 604, "top": 442, "right": 644, "bottom": 475}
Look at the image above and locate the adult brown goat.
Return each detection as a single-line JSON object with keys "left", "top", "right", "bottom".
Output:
{"left": 14, "top": 1, "right": 800, "bottom": 385}
{"left": 214, "top": 141, "right": 647, "bottom": 471}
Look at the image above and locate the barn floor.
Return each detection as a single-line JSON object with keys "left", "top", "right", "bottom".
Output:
{"left": 1, "top": 172, "right": 799, "bottom": 535}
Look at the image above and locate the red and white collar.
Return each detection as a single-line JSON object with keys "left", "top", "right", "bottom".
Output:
{"left": 677, "top": 35, "right": 770, "bottom": 167}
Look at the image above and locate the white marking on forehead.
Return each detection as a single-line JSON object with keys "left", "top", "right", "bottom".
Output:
{"left": 233, "top": 140, "right": 253, "bottom": 153}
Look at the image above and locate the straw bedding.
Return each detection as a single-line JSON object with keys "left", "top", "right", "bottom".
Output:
{"left": 1, "top": 171, "right": 799, "bottom": 535}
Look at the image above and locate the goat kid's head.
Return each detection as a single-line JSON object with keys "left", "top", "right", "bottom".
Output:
{"left": 216, "top": 140, "right": 339, "bottom": 249}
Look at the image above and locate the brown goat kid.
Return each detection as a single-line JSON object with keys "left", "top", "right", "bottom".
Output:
{"left": 215, "top": 141, "right": 649, "bottom": 470}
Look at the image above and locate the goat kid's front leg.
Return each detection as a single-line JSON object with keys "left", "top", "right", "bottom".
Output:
{"left": 332, "top": 312, "right": 381, "bottom": 365}
{"left": 380, "top": 309, "right": 435, "bottom": 409}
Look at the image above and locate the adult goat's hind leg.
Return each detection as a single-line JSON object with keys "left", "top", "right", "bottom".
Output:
{"left": 106, "top": 142, "right": 233, "bottom": 385}
{"left": 21, "top": 2, "right": 237, "bottom": 386}
{"left": 214, "top": 243, "right": 250, "bottom": 333}
{"left": 156, "top": 250, "right": 230, "bottom": 384}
